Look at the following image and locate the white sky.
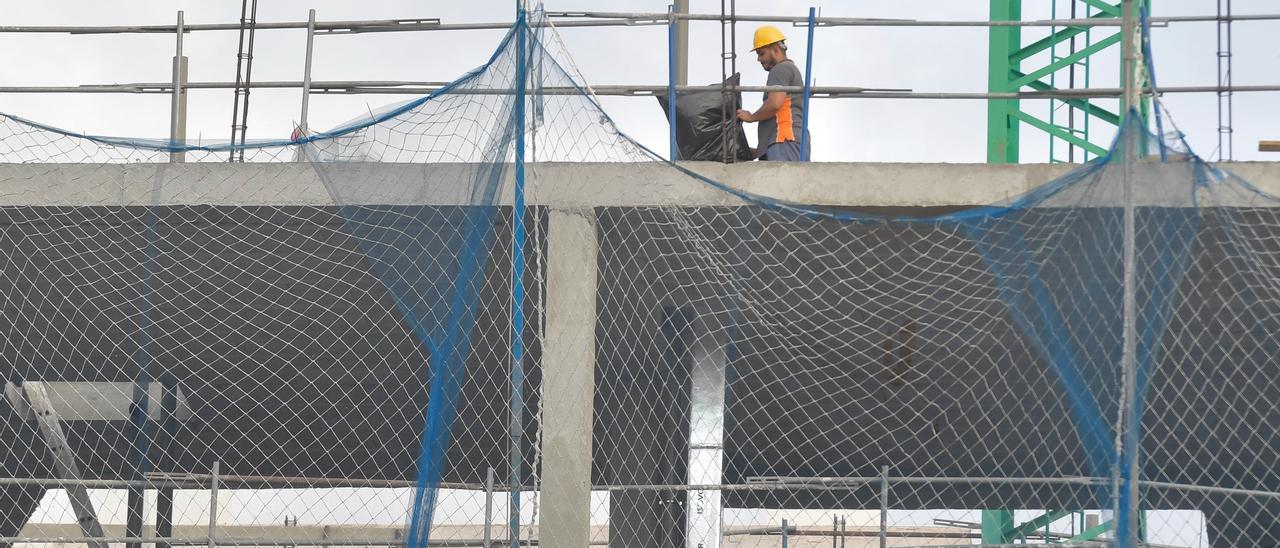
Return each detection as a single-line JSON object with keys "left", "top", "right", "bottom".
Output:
{"left": 1, "top": 1, "right": 1278, "bottom": 163}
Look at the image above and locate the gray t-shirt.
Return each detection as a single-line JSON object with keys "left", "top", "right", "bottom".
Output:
{"left": 759, "top": 59, "right": 805, "bottom": 149}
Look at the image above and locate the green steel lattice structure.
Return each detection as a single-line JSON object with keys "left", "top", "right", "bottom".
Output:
{"left": 983, "top": 0, "right": 1149, "bottom": 543}
{"left": 988, "top": 0, "right": 1150, "bottom": 166}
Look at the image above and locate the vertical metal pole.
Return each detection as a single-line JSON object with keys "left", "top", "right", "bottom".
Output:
{"left": 156, "top": 380, "right": 179, "bottom": 548}
{"left": 800, "top": 7, "right": 815, "bottom": 161}
{"left": 484, "top": 467, "right": 495, "bottom": 548}
{"left": 729, "top": 0, "right": 737, "bottom": 78}
{"left": 169, "top": 10, "right": 186, "bottom": 162}
{"left": 781, "top": 518, "right": 788, "bottom": 548}
{"left": 1118, "top": 1, "right": 1141, "bottom": 546}
{"left": 510, "top": 4, "right": 528, "bottom": 548}
{"left": 208, "top": 460, "right": 220, "bottom": 548}
{"left": 674, "top": 0, "right": 689, "bottom": 86}
{"left": 1120, "top": 0, "right": 1142, "bottom": 116}
{"left": 719, "top": 0, "right": 730, "bottom": 163}
{"left": 878, "top": 465, "right": 888, "bottom": 548}
{"left": 1140, "top": 3, "right": 1165, "bottom": 162}
{"left": 667, "top": 4, "right": 678, "bottom": 161}
{"left": 134, "top": 21, "right": 182, "bottom": 533}
{"left": 716, "top": 0, "right": 741, "bottom": 163}
{"left": 299, "top": 9, "right": 316, "bottom": 134}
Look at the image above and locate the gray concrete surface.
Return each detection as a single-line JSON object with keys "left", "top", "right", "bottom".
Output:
{"left": 540, "top": 210, "right": 598, "bottom": 548}
{"left": 1, "top": 160, "right": 1276, "bottom": 207}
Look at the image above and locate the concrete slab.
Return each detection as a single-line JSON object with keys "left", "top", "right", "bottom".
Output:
{"left": 2, "top": 160, "right": 1275, "bottom": 208}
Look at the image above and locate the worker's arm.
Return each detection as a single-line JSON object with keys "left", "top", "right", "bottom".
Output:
{"left": 736, "top": 91, "right": 787, "bottom": 123}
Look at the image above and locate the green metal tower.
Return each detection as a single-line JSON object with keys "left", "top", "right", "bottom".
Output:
{"left": 988, "top": 0, "right": 1150, "bottom": 165}
{"left": 983, "top": 0, "right": 1150, "bottom": 543}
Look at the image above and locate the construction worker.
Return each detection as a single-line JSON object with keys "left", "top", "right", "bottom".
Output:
{"left": 736, "top": 25, "right": 808, "bottom": 161}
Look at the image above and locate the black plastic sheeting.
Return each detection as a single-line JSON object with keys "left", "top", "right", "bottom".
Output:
{"left": 657, "top": 74, "right": 753, "bottom": 163}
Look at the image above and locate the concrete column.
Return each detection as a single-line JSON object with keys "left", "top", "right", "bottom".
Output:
{"left": 686, "top": 314, "right": 726, "bottom": 548}
{"left": 539, "top": 209, "right": 597, "bottom": 548}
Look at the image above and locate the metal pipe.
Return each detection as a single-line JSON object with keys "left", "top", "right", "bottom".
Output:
{"left": 5, "top": 82, "right": 1280, "bottom": 98}
{"left": 667, "top": 4, "right": 678, "bottom": 161}
{"left": 584, "top": 11, "right": 1131, "bottom": 27}
{"left": 557, "top": 10, "right": 1280, "bottom": 26}
{"left": 155, "top": 380, "right": 180, "bottom": 548}
{"left": 509, "top": 8, "right": 528, "bottom": 548}
{"left": 879, "top": 465, "right": 889, "bottom": 548}
{"left": 299, "top": 9, "right": 316, "bottom": 134}
{"left": 1121, "top": 2, "right": 1143, "bottom": 114}
{"left": 1156, "top": 13, "right": 1280, "bottom": 23}
{"left": 722, "top": 525, "right": 796, "bottom": 536}
{"left": 169, "top": 10, "right": 187, "bottom": 163}
{"left": 483, "top": 467, "right": 495, "bottom": 548}
{"left": 801, "top": 7, "right": 815, "bottom": 161}
{"left": 0, "top": 474, "right": 1273, "bottom": 499}
{"left": 208, "top": 460, "right": 219, "bottom": 548}
{"left": 781, "top": 519, "right": 789, "bottom": 548}
{"left": 6, "top": 12, "right": 1280, "bottom": 36}
{"left": 746, "top": 475, "right": 1109, "bottom": 487}
{"left": 1118, "top": 1, "right": 1141, "bottom": 546}
{"left": 674, "top": 0, "right": 689, "bottom": 86}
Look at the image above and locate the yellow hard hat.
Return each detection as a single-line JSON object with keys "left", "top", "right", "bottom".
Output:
{"left": 752, "top": 25, "right": 786, "bottom": 51}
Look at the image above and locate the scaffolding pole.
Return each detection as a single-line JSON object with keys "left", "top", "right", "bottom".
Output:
{"left": 168, "top": 11, "right": 187, "bottom": 163}
{"left": 667, "top": 4, "right": 678, "bottom": 160}
{"left": 801, "top": 7, "right": 815, "bottom": 161}
{"left": 1118, "top": 1, "right": 1141, "bottom": 546}
{"left": 1217, "top": 0, "right": 1234, "bottom": 160}
{"left": 510, "top": 6, "right": 528, "bottom": 548}
{"left": 674, "top": 0, "right": 689, "bottom": 86}
{"left": 299, "top": 9, "right": 316, "bottom": 134}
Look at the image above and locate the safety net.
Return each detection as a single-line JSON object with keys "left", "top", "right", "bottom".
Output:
{"left": 0, "top": 7, "right": 1276, "bottom": 548}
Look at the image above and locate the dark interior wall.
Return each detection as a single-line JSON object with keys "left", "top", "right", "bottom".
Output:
{"left": 0, "top": 205, "right": 544, "bottom": 485}
{"left": 0, "top": 203, "right": 1275, "bottom": 545}
{"left": 591, "top": 205, "right": 1279, "bottom": 546}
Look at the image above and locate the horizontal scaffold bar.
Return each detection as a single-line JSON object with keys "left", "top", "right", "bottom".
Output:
{"left": 0, "top": 474, "right": 1274, "bottom": 499}
{"left": 4, "top": 12, "right": 1280, "bottom": 35}
{"left": 2, "top": 81, "right": 1279, "bottom": 99}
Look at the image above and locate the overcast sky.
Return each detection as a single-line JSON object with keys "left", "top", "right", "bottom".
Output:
{"left": 1, "top": 1, "right": 1277, "bottom": 163}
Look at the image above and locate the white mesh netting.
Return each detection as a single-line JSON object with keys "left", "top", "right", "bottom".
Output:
{"left": 0, "top": 9, "right": 1277, "bottom": 548}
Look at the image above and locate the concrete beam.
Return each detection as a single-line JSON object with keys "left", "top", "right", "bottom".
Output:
{"left": 538, "top": 210, "right": 597, "bottom": 548}
{"left": 4, "top": 382, "right": 191, "bottom": 423}
{"left": 4, "top": 160, "right": 1278, "bottom": 208}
